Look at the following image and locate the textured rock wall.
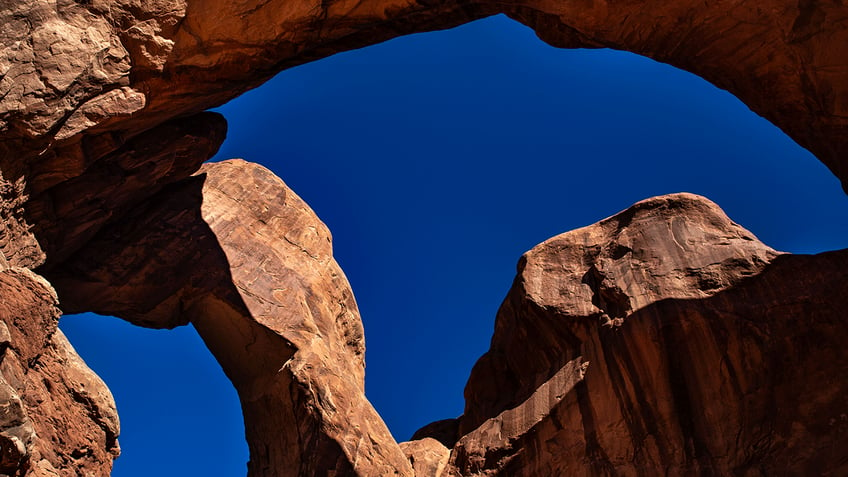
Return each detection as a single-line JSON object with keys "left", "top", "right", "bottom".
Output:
{"left": 2, "top": 0, "right": 847, "bottom": 196}
{"left": 409, "top": 194, "right": 848, "bottom": 476}
{"left": 460, "top": 194, "right": 780, "bottom": 433}
{"left": 0, "top": 264, "right": 118, "bottom": 476}
{"left": 47, "top": 160, "right": 413, "bottom": 476}
{"left": 1, "top": 0, "right": 848, "bottom": 475}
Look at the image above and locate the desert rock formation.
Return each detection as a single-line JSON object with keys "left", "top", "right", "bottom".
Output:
{"left": 2, "top": 0, "right": 847, "bottom": 197}
{"left": 0, "top": 264, "right": 118, "bottom": 476}
{"left": 0, "top": 0, "right": 847, "bottom": 475}
{"left": 441, "top": 194, "right": 848, "bottom": 476}
{"left": 47, "top": 160, "right": 413, "bottom": 476}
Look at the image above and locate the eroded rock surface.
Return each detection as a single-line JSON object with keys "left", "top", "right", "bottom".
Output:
{"left": 1, "top": 0, "right": 848, "bottom": 475}
{"left": 10, "top": 162, "right": 848, "bottom": 477}
{"left": 460, "top": 193, "right": 779, "bottom": 434}
{"left": 0, "top": 264, "right": 119, "bottom": 476}
{"left": 429, "top": 193, "right": 848, "bottom": 476}
{"left": 399, "top": 438, "right": 451, "bottom": 477}
{"left": 48, "top": 160, "right": 412, "bottom": 476}
{"left": 2, "top": 0, "right": 847, "bottom": 196}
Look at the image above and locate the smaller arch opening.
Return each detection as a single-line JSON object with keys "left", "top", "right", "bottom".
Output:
{"left": 59, "top": 312, "right": 248, "bottom": 477}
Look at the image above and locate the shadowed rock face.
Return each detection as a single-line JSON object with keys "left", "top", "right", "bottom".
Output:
{"left": 0, "top": 111, "right": 226, "bottom": 270}
{"left": 47, "top": 160, "right": 412, "bottom": 476}
{"left": 431, "top": 194, "right": 848, "bottom": 476}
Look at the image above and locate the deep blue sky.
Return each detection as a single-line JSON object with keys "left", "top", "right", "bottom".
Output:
{"left": 61, "top": 14, "right": 848, "bottom": 476}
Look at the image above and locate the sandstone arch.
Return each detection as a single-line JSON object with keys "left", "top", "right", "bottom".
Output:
{"left": 1, "top": 0, "right": 847, "bottom": 219}
{"left": 1, "top": 0, "right": 848, "bottom": 475}
{"left": 46, "top": 160, "right": 412, "bottom": 475}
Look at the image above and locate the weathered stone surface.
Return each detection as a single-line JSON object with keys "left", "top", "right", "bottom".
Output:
{"left": 54, "top": 87, "right": 147, "bottom": 141}
{"left": 2, "top": 0, "right": 848, "bottom": 196}
{"left": 441, "top": 193, "right": 848, "bottom": 476}
{"left": 0, "top": 265, "right": 119, "bottom": 476}
{"left": 460, "top": 193, "right": 779, "bottom": 434}
{"left": 16, "top": 165, "right": 848, "bottom": 477}
{"left": 48, "top": 159, "right": 412, "bottom": 476}
{"left": 1, "top": 0, "right": 848, "bottom": 475}
{"left": 0, "top": 0, "right": 134, "bottom": 139}
{"left": 399, "top": 438, "right": 450, "bottom": 477}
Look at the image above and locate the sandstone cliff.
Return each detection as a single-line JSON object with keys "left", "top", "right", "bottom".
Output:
{"left": 6, "top": 161, "right": 848, "bottom": 476}
{"left": 1, "top": 0, "right": 847, "bottom": 201}
{"left": 0, "top": 264, "right": 118, "bottom": 476}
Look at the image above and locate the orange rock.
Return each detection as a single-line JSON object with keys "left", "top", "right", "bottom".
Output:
{"left": 48, "top": 160, "right": 413, "bottom": 476}
{"left": 2, "top": 0, "right": 848, "bottom": 474}
{"left": 1, "top": 0, "right": 847, "bottom": 192}
{"left": 445, "top": 193, "right": 848, "bottom": 476}
{"left": 0, "top": 266, "right": 119, "bottom": 476}
{"left": 27, "top": 167, "right": 848, "bottom": 476}
{"left": 400, "top": 438, "right": 451, "bottom": 477}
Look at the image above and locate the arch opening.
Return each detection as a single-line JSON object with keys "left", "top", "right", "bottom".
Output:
{"left": 53, "top": 13, "right": 848, "bottom": 476}
{"left": 210, "top": 14, "right": 848, "bottom": 441}
{"left": 58, "top": 313, "right": 247, "bottom": 477}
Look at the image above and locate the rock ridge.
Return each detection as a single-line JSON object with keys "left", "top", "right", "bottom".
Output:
{"left": 408, "top": 192, "right": 848, "bottom": 477}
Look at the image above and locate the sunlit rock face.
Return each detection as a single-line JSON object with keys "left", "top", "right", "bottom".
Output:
{"left": 432, "top": 193, "right": 848, "bottom": 476}
{"left": 1, "top": 0, "right": 848, "bottom": 475}
{"left": 2, "top": 0, "right": 847, "bottom": 197}
{"left": 47, "top": 160, "right": 413, "bottom": 476}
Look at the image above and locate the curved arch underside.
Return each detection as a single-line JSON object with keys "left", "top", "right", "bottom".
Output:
{"left": 0, "top": 0, "right": 847, "bottom": 476}
{"left": 2, "top": 0, "right": 847, "bottom": 198}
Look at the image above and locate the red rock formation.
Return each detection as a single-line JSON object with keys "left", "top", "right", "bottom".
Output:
{"left": 7, "top": 158, "right": 848, "bottom": 476}
{"left": 47, "top": 160, "right": 413, "bottom": 476}
{"left": 1, "top": 0, "right": 848, "bottom": 475}
{"left": 0, "top": 265, "right": 118, "bottom": 476}
{"left": 431, "top": 193, "right": 848, "bottom": 476}
{"left": 399, "top": 438, "right": 451, "bottom": 477}
{"left": 0, "top": 106, "right": 225, "bottom": 476}
{"left": 2, "top": 0, "right": 847, "bottom": 194}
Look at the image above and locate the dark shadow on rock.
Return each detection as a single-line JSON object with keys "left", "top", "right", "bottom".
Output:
{"left": 412, "top": 418, "right": 462, "bottom": 449}
{"left": 44, "top": 173, "right": 243, "bottom": 328}
{"left": 43, "top": 160, "right": 412, "bottom": 477}
{"left": 31, "top": 112, "right": 228, "bottom": 269}
{"left": 449, "top": 249, "right": 848, "bottom": 476}
{"left": 1, "top": 112, "right": 226, "bottom": 271}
